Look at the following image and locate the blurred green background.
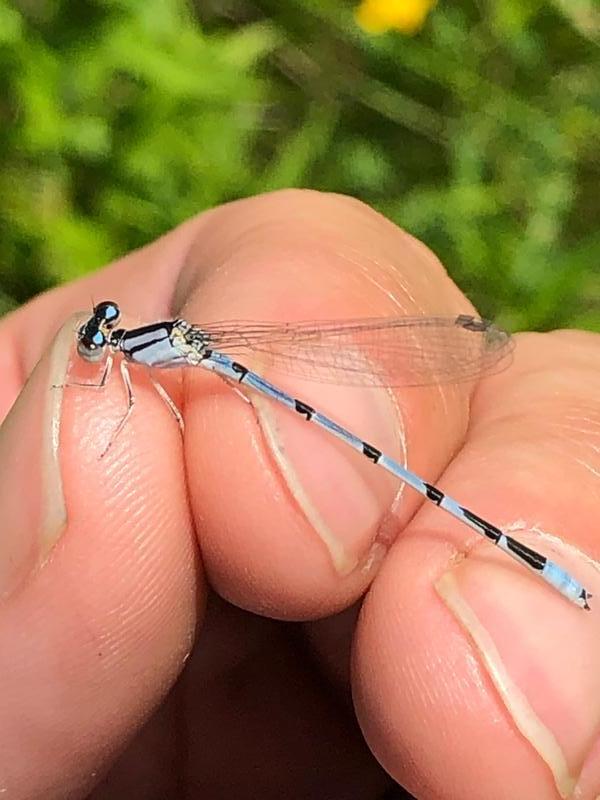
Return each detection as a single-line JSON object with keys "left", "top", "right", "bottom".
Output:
{"left": 0, "top": 0, "right": 598, "bottom": 330}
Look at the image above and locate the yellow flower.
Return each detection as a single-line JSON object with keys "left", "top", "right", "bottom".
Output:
{"left": 355, "top": 0, "right": 437, "bottom": 35}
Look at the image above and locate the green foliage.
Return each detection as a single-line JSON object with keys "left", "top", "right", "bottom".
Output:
{"left": 0, "top": 0, "right": 598, "bottom": 331}
{"left": 0, "top": 0, "right": 276, "bottom": 296}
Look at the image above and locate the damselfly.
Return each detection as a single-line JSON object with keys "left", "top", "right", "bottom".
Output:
{"left": 69, "top": 300, "right": 591, "bottom": 610}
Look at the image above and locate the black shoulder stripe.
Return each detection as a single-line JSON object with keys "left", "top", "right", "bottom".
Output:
{"left": 129, "top": 321, "right": 174, "bottom": 335}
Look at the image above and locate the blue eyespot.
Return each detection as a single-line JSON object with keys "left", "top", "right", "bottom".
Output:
{"left": 94, "top": 301, "right": 121, "bottom": 326}
{"left": 92, "top": 330, "right": 106, "bottom": 346}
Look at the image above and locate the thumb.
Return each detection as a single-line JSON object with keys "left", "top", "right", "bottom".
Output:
{"left": 0, "top": 298, "right": 197, "bottom": 797}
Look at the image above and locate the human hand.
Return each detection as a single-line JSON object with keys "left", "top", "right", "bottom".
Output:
{"left": 0, "top": 190, "right": 598, "bottom": 800}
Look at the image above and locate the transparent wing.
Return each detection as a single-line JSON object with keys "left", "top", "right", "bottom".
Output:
{"left": 195, "top": 314, "right": 514, "bottom": 388}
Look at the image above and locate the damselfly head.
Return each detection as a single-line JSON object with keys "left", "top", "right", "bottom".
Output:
{"left": 76, "top": 301, "right": 120, "bottom": 362}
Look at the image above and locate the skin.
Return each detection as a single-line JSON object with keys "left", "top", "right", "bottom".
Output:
{"left": 0, "top": 189, "right": 599, "bottom": 800}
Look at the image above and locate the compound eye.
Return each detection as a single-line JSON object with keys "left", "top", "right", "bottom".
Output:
{"left": 93, "top": 301, "right": 121, "bottom": 327}
{"left": 77, "top": 330, "right": 107, "bottom": 362}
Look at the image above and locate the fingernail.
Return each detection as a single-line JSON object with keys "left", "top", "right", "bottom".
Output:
{"left": 0, "top": 318, "right": 71, "bottom": 598}
{"left": 435, "top": 530, "right": 600, "bottom": 799}
{"left": 249, "top": 376, "right": 405, "bottom": 574}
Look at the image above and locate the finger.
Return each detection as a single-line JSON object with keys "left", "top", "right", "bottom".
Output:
{"left": 0, "top": 225, "right": 203, "bottom": 797}
{"left": 353, "top": 330, "right": 600, "bottom": 800}
{"left": 4, "top": 190, "right": 487, "bottom": 626}
{"left": 178, "top": 189, "right": 487, "bottom": 618}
